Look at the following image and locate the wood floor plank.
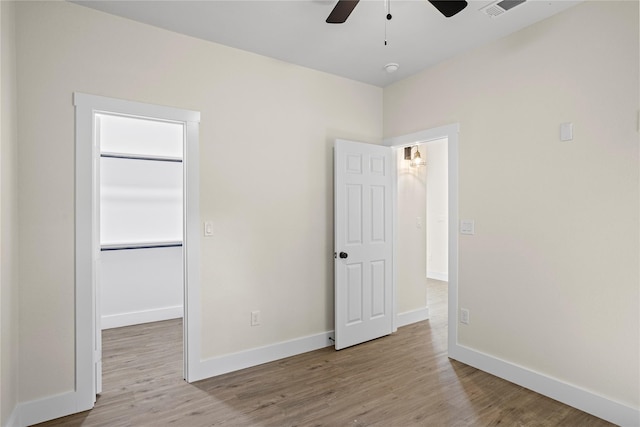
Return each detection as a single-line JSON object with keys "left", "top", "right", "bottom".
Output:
{"left": 34, "top": 280, "right": 614, "bottom": 426}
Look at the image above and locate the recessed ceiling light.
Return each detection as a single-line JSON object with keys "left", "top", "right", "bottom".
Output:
{"left": 384, "top": 63, "right": 399, "bottom": 73}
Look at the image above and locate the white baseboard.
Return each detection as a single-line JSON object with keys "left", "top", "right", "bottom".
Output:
{"left": 17, "top": 390, "right": 81, "bottom": 427}
{"left": 4, "top": 405, "right": 19, "bottom": 427}
{"left": 449, "top": 343, "right": 640, "bottom": 427}
{"left": 191, "top": 310, "right": 432, "bottom": 383}
{"left": 396, "top": 307, "right": 430, "bottom": 328}
{"left": 188, "top": 331, "right": 334, "bottom": 382}
{"left": 101, "top": 305, "right": 183, "bottom": 329}
{"left": 427, "top": 270, "right": 448, "bottom": 281}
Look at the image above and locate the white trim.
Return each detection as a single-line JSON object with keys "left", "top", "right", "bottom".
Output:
{"left": 396, "top": 307, "right": 430, "bottom": 328}
{"left": 17, "top": 391, "right": 77, "bottom": 427}
{"left": 183, "top": 119, "right": 202, "bottom": 382}
{"left": 383, "top": 124, "right": 460, "bottom": 148}
{"left": 74, "top": 93, "right": 200, "bottom": 123}
{"left": 449, "top": 344, "right": 640, "bottom": 427}
{"left": 427, "top": 271, "right": 448, "bottom": 281}
{"left": 188, "top": 332, "right": 334, "bottom": 382}
{"left": 101, "top": 305, "right": 183, "bottom": 330}
{"left": 74, "top": 93, "right": 99, "bottom": 412}
{"left": 73, "top": 93, "right": 202, "bottom": 420}
{"left": 445, "top": 127, "right": 460, "bottom": 360}
{"left": 5, "top": 405, "right": 19, "bottom": 427}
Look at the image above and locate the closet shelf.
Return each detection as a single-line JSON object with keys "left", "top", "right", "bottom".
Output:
{"left": 101, "top": 241, "right": 183, "bottom": 251}
{"left": 101, "top": 152, "right": 183, "bottom": 163}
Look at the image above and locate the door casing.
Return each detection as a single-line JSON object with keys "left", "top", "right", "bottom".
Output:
{"left": 74, "top": 93, "right": 202, "bottom": 412}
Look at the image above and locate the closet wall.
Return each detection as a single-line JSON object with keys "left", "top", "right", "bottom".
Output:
{"left": 99, "top": 114, "right": 184, "bottom": 329}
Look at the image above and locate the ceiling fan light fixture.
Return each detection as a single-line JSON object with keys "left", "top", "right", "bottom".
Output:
{"left": 384, "top": 63, "right": 399, "bottom": 73}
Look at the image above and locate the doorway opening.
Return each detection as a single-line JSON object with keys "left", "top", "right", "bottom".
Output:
{"left": 74, "top": 93, "right": 202, "bottom": 412}
{"left": 385, "top": 123, "right": 459, "bottom": 354}
{"left": 396, "top": 138, "right": 448, "bottom": 321}
{"left": 97, "top": 112, "right": 185, "bottom": 394}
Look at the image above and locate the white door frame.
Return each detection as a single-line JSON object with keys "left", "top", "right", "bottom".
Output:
{"left": 383, "top": 123, "right": 459, "bottom": 353}
{"left": 74, "top": 93, "right": 202, "bottom": 412}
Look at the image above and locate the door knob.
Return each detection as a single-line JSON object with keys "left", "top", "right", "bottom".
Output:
{"left": 339, "top": 252, "right": 348, "bottom": 259}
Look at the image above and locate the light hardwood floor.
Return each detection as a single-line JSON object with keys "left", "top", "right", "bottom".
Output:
{"left": 35, "top": 280, "right": 613, "bottom": 426}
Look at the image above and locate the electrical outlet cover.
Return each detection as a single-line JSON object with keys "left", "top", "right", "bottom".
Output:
{"left": 460, "top": 308, "right": 470, "bottom": 324}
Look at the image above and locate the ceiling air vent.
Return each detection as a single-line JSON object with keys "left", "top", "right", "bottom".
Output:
{"left": 480, "top": 0, "right": 526, "bottom": 17}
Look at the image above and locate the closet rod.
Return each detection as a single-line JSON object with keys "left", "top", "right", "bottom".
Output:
{"left": 101, "top": 152, "right": 182, "bottom": 163}
{"left": 101, "top": 241, "right": 183, "bottom": 251}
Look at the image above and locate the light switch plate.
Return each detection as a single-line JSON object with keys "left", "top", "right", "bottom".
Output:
{"left": 204, "top": 221, "right": 213, "bottom": 237}
{"left": 560, "top": 122, "right": 573, "bottom": 141}
{"left": 460, "top": 220, "right": 475, "bottom": 235}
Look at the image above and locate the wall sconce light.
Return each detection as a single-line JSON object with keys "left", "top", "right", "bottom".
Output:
{"left": 404, "top": 147, "right": 413, "bottom": 161}
{"left": 411, "top": 147, "right": 426, "bottom": 167}
{"left": 405, "top": 145, "right": 426, "bottom": 168}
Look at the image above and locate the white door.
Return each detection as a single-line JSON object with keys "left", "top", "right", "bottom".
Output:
{"left": 334, "top": 139, "right": 394, "bottom": 350}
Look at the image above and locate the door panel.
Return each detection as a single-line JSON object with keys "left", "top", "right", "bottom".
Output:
{"left": 346, "top": 184, "right": 363, "bottom": 245}
{"left": 334, "top": 139, "right": 394, "bottom": 350}
{"left": 371, "top": 260, "right": 386, "bottom": 318}
{"left": 347, "top": 263, "right": 363, "bottom": 324}
{"left": 371, "top": 186, "right": 385, "bottom": 242}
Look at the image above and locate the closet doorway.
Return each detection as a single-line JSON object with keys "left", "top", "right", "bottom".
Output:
{"left": 74, "top": 93, "right": 201, "bottom": 411}
{"left": 97, "top": 113, "right": 185, "bottom": 393}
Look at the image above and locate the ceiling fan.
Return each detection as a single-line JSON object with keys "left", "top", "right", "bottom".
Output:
{"left": 326, "top": 0, "right": 468, "bottom": 23}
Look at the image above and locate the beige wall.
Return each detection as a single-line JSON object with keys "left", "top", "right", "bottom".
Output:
{"left": 1, "top": 0, "right": 20, "bottom": 424}
{"left": 16, "top": 1, "right": 382, "bottom": 402}
{"left": 385, "top": 1, "right": 639, "bottom": 409}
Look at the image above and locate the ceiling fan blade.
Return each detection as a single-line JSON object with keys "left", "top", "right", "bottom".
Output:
{"left": 428, "top": 0, "right": 468, "bottom": 18}
{"left": 326, "top": 0, "right": 360, "bottom": 24}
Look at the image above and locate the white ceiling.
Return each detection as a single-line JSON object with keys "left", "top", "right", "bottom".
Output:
{"left": 73, "top": 0, "right": 582, "bottom": 87}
